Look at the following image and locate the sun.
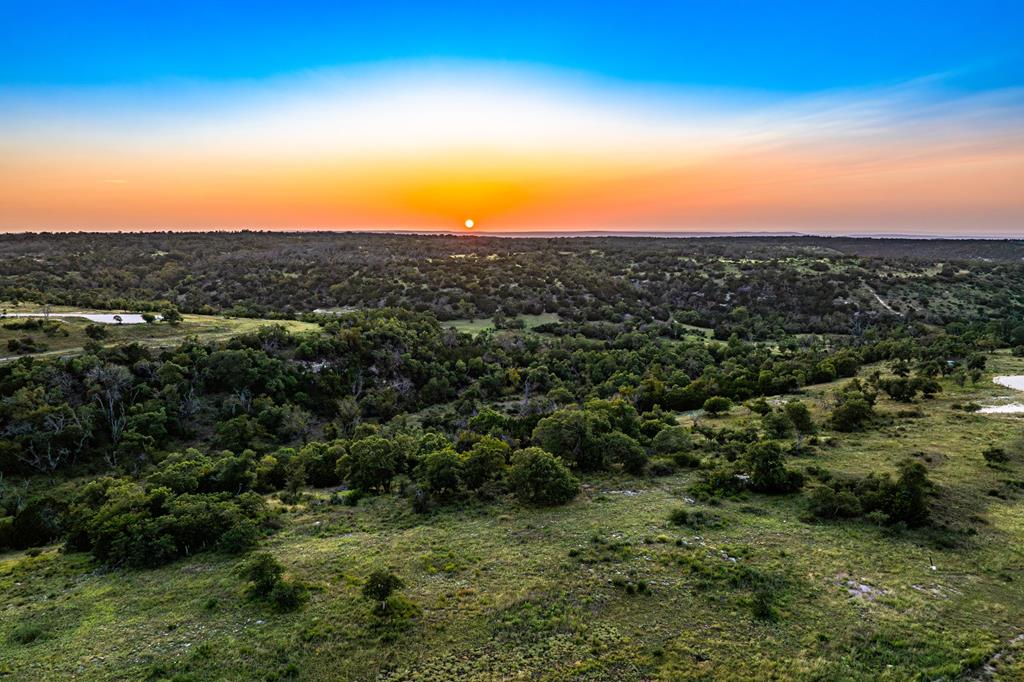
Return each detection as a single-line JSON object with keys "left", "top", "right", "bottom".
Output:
{"left": 464, "top": 219, "right": 475, "bottom": 229}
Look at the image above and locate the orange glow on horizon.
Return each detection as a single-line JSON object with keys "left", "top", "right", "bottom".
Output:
{"left": 1, "top": 64, "right": 1022, "bottom": 235}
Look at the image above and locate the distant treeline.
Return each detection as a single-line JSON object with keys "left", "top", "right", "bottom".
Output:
{"left": 1, "top": 232, "right": 1022, "bottom": 341}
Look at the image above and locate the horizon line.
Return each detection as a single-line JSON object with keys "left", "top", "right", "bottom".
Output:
{"left": 1, "top": 228, "right": 1022, "bottom": 241}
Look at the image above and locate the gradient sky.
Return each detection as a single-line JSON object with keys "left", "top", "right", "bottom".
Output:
{"left": 1, "top": 1, "right": 1022, "bottom": 234}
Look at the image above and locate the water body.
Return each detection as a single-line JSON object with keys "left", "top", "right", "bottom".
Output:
{"left": 979, "top": 375, "right": 1024, "bottom": 414}
{"left": 2, "top": 312, "right": 159, "bottom": 325}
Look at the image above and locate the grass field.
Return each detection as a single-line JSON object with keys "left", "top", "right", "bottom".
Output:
{"left": 0, "top": 303, "right": 320, "bottom": 362}
{"left": 1, "top": 355, "right": 1023, "bottom": 680}
{"left": 445, "top": 313, "right": 561, "bottom": 335}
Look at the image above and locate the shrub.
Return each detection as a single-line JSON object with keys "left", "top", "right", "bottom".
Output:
{"left": 295, "top": 441, "right": 343, "bottom": 488}
{"left": 850, "top": 460, "right": 933, "bottom": 527}
{"left": 8, "top": 621, "right": 46, "bottom": 645}
{"left": 751, "top": 587, "right": 778, "bottom": 621}
{"left": 807, "top": 486, "right": 862, "bottom": 519}
{"left": 668, "top": 507, "right": 718, "bottom": 528}
{"left": 886, "top": 460, "right": 932, "bottom": 527}
{"left": 600, "top": 431, "right": 647, "bottom": 475}
{"left": 745, "top": 441, "right": 803, "bottom": 494}
{"left": 337, "top": 435, "right": 401, "bottom": 494}
{"left": 84, "top": 324, "right": 108, "bottom": 340}
{"left": 362, "top": 570, "right": 404, "bottom": 614}
{"left": 8, "top": 497, "right": 65, "bottom": 549}
{"left": 651, "top": 426, "right": 693, "bottom": 455}
{"left": 240, "top": 552, "right": 307, "bottom": 611}
{"left": 0, "top": 516, "right": 12, "bottom": 549}
{"left": 648, "top": 458, "right": 677, "bottom": 476}
{"left": 761, "top": 410, "right": 794, "bottom": 439}
{"left": 532, "top": 409, "right": 610, "bottom": 471}
{"left": 702, "top": 396, "right": 732, "bottom": 416}
{"left": 668, "top": 507, "right": 691, "bottom": 526}
{"left": 240, "top": 553, "right": 284, "bottom": 598}
{"left": 784, "top": 401, "right": 815, "bottom": 435}
{"left": 421, "top": 447, "right": 462, "bottom": 501}
{"left": 983, "top": 446, "right": 1009, "bottom": 465}
{"left": 830, "top": 397, "right": 874, "bottom": 432}
{"left": 508, "top": 447, "right": 580, "bottom": 506}
{"left": 671, "top": 450, "right": 701, "bottom": 468}
{"left": 746, "top": 398, "right": 772, "bottom": 415}
{"left": 269, "top": 579, "right": 308, "bottom": 612}
{"left": 460, "top": 436, "right": 509, "bottom": 490}
{"left": 217, "top": 519, "right": 260, "bottom": 555}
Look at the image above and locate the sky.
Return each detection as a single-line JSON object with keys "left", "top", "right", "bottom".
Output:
{"left": 1, "top": 1, "right": 1022, "bottom": 235}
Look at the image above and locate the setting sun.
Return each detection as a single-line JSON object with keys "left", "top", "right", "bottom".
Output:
{"left": 464, "top": 219, "right": 475, "bottom": 229}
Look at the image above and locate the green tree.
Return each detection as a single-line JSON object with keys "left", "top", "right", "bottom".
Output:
{"left": 651, "top": 425, "right": 693, "bottom": 455}
{"left": 745, "top": 441, "right": 803, "bottom": 494}
{"left": 84, "top": 324, "right": 108, "bottom": 340}
{"left": 337, "top": 435, "right": 401, "bottom": 494}
{"left": 886, "top": 459, "right": 931, "bottom": 527}
{"left": 460, "top": 436, "right": 510, "bottom": 490}
{"left": 600, "top": 431, "right": 647, "bottom": 475}
{"left": 362, "top": 570, "right": 404, "bottom": 613}
{"left": 532, "top": 409, "right": 610, "bottom": 471}
{"left": 702, "top": 396, "right": 732, "bottom": 416}
{"left": 161, "top": 307, "right": 183, "bottom": 325}
{"left": 421, "top": 447, "right": 462, "bottom": 500}
{"left": 508, "top": 447, "right": 580, "bottom": 505}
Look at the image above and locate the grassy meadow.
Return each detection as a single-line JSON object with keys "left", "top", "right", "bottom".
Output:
{"left": 2, "top": 354, "right": 1023, "bottom": 680}
{"left": 1, "top": 303, "right": 320, "bottom": 362}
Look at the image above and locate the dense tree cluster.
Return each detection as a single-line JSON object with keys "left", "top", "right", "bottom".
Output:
{"left": 3, "top": 233, "right": 1023, "bottom": 339}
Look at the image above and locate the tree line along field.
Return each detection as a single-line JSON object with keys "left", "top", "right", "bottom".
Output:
{"left": 1, "top": 233, "right": 1024, "bottom": 680}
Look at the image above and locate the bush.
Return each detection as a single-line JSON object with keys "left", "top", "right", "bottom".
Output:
{"left": 648, "top": 458, "right": 677, "bottom": 476}
{"left": 668, "top": 507, "right": 718, "bottom": 528}
{"left": 7, "top": 497, "right": 65, "bottom": 549}
{"left": 702, "top": 396, "right": 733, "bottom": 416}
{"left": 885, "top": 460, "right": 931, "bottom": 527}
{"left": 671, "top": 450, "right": 701, "bottom": 468}
{"left": 269, "top": 579, "right": 308, "bottom": 612}
{"left": 745, "top": 441, "right": 803, "bottom": 494}
{"left": 746, "top": 398, "right": 772, "bottom": 415}
{"left": 807, "top": 486, "right": 862, "bottom": 519}
{"left": 0, "top": 516, "right": 12, "bottom": 549}
{"left": 84, "top": 324, "right": 108, "bottom": 340}
{"left": 67, "top": 480, "right": 269, "bottom": 567}
{"left": 8, "top": 621, "right": 46, "bottom": 645}
{"left": 217, "top": 519, "right": 260, "bottom": 555}
{"left": 362, "top": 570, "right": 404, "bottom": 614}
{"left": 784, "top": 401, "right": 815, "bottom": 435}
{"left": 241, "top": 553, "right": 284, "bottom": 598}
{"left": 532, "top": 409, "right": 610, "bottom": 471}
{"left": 460, "top": 436, "right": 509, "bottom": 490}
{"left": 240, "top": 552, "right": 307, "bottom": 611}
{"left": 762, "top": 410, "right": 794, "bottom": 439}
{"left": 508, "top": 447, "right": 580, "bottom": 506}
{"left": 830, "top": 397, "right": 874, "bottom": 432}
{"left": 651, "top": 426, "right": 693, "bottom": 455}
{"left": 337, "top": 435, "right": 401, "bottom": 494}
{"left": 983, "top": 446, "right": 1009, "bottom": 465}
{"left": 421, "top": 447, "right": 462, "bottom": 501}
{"left": 600, "top": 431, "right": 647, "bottom": 475}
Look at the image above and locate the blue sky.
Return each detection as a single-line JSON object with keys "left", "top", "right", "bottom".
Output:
{"left": 2, "top": 1, "right": 1022, "bottom": 91}
{"left": 2, "top": 1, "right": 1022, "bottom": 234}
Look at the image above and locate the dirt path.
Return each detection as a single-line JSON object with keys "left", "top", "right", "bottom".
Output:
{"left": 866, "top": 286, "right": 902, "bottom": 316}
